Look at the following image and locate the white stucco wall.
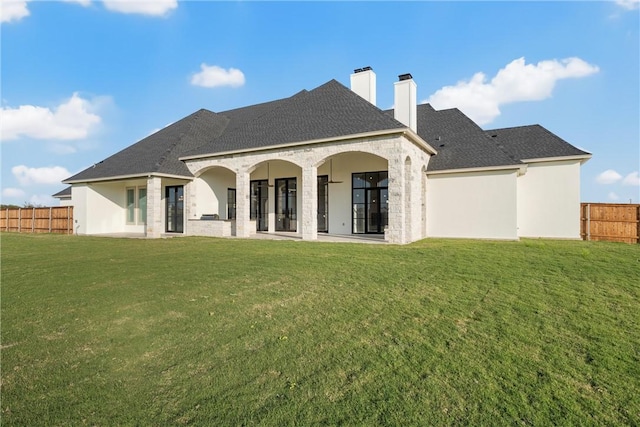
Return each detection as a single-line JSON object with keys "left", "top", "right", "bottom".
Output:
{"left": 72, "top": 182, "right": 127, "bottom": 235}
{"left": 427, "top": 169, "right": 519, "bottom": 239}
{"left": 517, "top": 160, "right": 582, "bottom": 239}
{"left": 193, "top": 167, "right": 236, "bottom": 219}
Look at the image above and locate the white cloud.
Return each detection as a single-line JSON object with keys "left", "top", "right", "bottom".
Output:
{"left": 191, "top": 64, "right": 246, "bottom": 88}
{"left": 616, "top": 0, "right": 639, "bottom": 10}
{"left": 63, "top": 0, "right": 92, "bottom": 6}
{"left": 596, "top": 169, "right": 623, "bottom": 184}
{"left": 1, "top": 0, "right": 30, "bottom": 23}
{"left": 608, "top": 192, "right": 620, "bottom": 201}
{"left": 623, "top": 171, "right": 640, "bottom": 186}
{"left": 2, "top": 188, "right": 26, "bottom": 199}
{"left": 426, "top": 57, "right": 599, "bottom": 125}
{"left": 12, "top": 165, "right": 72, "bottom": 186}
{"left": 1, "top": 93, "right": 102, "bottom": 141}
{"left": 102, "top": 0, "right": 177, "bottom": 16}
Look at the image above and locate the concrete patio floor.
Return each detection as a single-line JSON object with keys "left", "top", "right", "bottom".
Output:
{"left": 89, "top": 232, "right": 387, "bottom": 244}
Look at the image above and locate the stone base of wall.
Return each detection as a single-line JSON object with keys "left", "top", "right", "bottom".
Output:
{"left": 187, "top": 219, "right": 236, "bottom": 237}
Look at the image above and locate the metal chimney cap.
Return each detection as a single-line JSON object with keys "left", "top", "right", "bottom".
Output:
{"left": 354, "top": 66, "right": 373, "bottom": 73}
{"left": 398, "top": 73, "right": 413, "bottom": 81}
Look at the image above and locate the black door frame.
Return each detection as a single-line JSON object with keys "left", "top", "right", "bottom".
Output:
{"left": 250, "top": 180, "right": 268, "bottom": 231}
{"left": 317, "top": 175, "right": 328, "bottom": 233}
{"left": 275, "top": 177, "right": 297, "bottom": 232}
{"left": 165, "top": 185, "right": 184, "bottom": 233}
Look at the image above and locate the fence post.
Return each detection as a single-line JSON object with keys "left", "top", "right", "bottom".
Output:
{"left": 32, "top": 208, "right": 35, "bottom": 233}
{"left": 637, "top": 205, "right": 640, "bottom": 244}
{"left": 49, "top": 207, "right": 53, "bottom": 233}
{"left": 18, "top": 208, "right": 21, "bottom": 233}
{"left": 586, "top": 203, "right": 591, "bottom": 241}
{"left": 67, "top": 206, "right": 71, "bottom": 235}
{"left": 5, "top": 208, "right": 8, "bottom": 232}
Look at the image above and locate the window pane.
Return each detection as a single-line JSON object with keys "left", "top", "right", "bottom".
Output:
{"left": 126, "top": 189, "right": 135, "bottom": 223}
{"left": 227, "top": 188, "right": 236, "bottom": 220}
{"left": 378, "top": 172, "right": 388, "bottom": 187}
{"left": 138, "top": 188, "right": 147, "bottom": 224}
{"left": 352, "top": 173, "right": 366, "bottom": 188}
{"left": 366, "top": 172, "right": 377, "bottom": 187}
{"left": 353, "top": 189, "right": 365, "bottom": 203}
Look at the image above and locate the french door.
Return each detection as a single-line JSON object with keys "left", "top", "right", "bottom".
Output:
{"left": 275, "top": 178, "right": 296, "bottom": 232}
{"left": 317, "top": 175, "right": 328, "bottom": 233}
{"left": 165, "top": 185, "right": 184, "bottom": 233}
{"left": 250, "top": 180, "right": 268, "bottom": 231}
{"left": 352, "top": 171, "right": 388, "bottom": 234}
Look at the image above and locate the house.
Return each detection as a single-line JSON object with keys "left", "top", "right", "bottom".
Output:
{"left": 62, "top": 68, "right": 591, "bottom": 243}
{"left": 52, "top": 186, "right": 72, "bottom": 207}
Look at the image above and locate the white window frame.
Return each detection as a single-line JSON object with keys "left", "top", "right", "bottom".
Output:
{"left": 125, "top": 186, "right": 147, "bottom": 225}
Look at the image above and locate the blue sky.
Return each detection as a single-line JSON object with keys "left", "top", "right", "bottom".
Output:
{"left": 1, "top": 0, "right": 638, "bottom": 206}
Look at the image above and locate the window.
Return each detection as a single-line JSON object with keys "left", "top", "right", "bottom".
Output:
{"left": 126, "top": 187, "right": 147, "bottom": 225}
{"left": 138, "top": 188, "right": 147, "bottom": 224}
{"left": 126, "top": 188, "right": 135, "bottom": 224}
{"left": 227, "top": 188, "right": 236, "bottom": 220}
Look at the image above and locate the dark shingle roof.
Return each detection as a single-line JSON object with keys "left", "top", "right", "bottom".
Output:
{"left": 52, "top": 186, "right": 72, "bottom": 198}
{"left": 185, "top": 80, "right": 405, "bottom": 157}
{"left": 65, "top": 109, "right": 229, "bottom": 182}
{"left": 64, "top": 78, "right": 588, "bottom": 183}
{"left": 484, "top": 125, "right": 591, "bottom": 160}
{"left": 413, "top": 105, "right": 521, "bottom": 171}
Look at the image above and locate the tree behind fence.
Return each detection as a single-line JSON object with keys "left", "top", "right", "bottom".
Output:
{"left": 581, "top": 203, "right": 640, "bottom": 244}
{"left": 1, "top": 207, "right": 74, "bottom": 235}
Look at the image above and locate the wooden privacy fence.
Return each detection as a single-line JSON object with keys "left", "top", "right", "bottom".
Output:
{"left": 1, "top": 207, "right": 74, "bottom": 235}
{"left": 581, "top": 203, "right": 640, "bottom": 244}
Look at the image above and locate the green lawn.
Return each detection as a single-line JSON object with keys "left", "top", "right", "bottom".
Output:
{"left": 1, "top": 233, "right": 638, "bottom": 426}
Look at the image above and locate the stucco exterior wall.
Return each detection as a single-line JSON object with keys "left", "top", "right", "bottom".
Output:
{"left": 193, "top": 167, "right": 236, "bottom": 219}
{"left": 517, "top": 160, "right": 582, "bottom": 239}
{"left": 426, "top": 169, "right": 519, "bottom": 239}
{"left": 72, "top": 182, "right": 129, "bottom": 235}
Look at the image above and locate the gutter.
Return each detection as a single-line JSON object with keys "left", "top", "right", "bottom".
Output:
{"left": 63, "top": 172, "right": 193, "bottom": 185}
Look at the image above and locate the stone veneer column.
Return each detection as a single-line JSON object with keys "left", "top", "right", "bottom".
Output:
{"left": 386, "top": 153, "right": 406, "bottom": 244}
{"left": 301, "top": 165, "right": 318, "bottom": 240}
{"left": 146, "top": 176, "right": 162, "bottom": 238}
{"left": 235, "top": 169, "right": 251, "bottom": 238}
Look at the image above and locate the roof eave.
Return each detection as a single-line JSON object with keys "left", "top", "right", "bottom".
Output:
{"left": 63, "top": 172, "right": 193, "bottom": 184}
{"left": 426, "top": 163, "right": 525, "bottom": 176}
{"left": 521, "top": 154, "right": 592, "bottom": 165}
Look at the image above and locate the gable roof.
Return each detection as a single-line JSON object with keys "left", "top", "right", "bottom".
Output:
{"left": 65, "top": 109, "right": 230, "bottom": 183}
{"left": 64, "top": 77, "right": 588, "bottom": 184}
{"left": 183, "top": 80, "right": 407, "bottom": 158}
{"left": 483, "top": 125, "right": 591, "bottom": 161}
{"left": 52, "top": 186, "right": 72, "bottom": 198}
{"left": 412, "top": 105, "right": 522, "bottom": 171}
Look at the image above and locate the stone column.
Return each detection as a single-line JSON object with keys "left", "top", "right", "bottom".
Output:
{"left": 146, "top": 176, "right": 162, "bottom": 238}
{"left": 387, "top": 153, "right": 406, "bottom": 244}
{"left": 301, "top": 165, "right": 318, "bottom": 240}
{"left": 235, "top": 169, "right": 251, "bottom": 238}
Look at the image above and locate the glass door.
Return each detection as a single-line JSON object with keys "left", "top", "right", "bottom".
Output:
{"left": 165, "top": 186, "right": 184, "bottom": 233}
{"left": 317, "top": 175, "right": 328, "bottom": 233}
{"left": 276, "top": 178, "right": 296, "bottom": 232}
{"left": 250, "top": 180, "right": 268, "bottom": 231}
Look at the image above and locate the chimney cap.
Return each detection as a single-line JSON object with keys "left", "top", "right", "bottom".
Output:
{"left": 354, "top": 66, "right": 373, "bottom": 73}
{"left": 398, "top": 73, "right": 413, "bottom": 81}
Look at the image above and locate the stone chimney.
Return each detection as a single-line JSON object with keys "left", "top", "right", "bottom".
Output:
{"left": 394, "top": 73, "right": 417, "bottom": 132}
{"left": 350, "top": 66, "right": 376, "bottom": 106}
